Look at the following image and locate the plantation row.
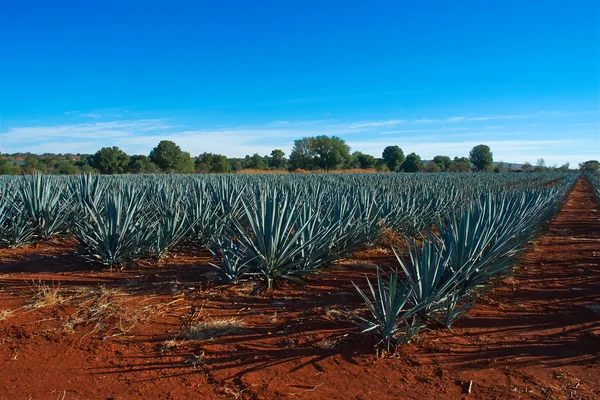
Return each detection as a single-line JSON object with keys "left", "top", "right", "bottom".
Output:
{"left": 0, "top": 172, "right": 577, "bottom": 348}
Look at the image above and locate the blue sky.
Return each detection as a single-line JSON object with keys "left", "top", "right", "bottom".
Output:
{"left": 1, "top": 1, "right": 598, "bottom": 165}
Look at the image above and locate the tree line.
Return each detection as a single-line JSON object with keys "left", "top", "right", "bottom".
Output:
{"left": 0, "top": 135, "right": 588, "bottom": 175}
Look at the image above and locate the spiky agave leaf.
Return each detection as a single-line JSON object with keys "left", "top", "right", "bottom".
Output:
{"left": 72, "top": 184, "right": 155, "bottom": 268}
{"left": 17, "top": 173, "right": 73, "bottom": 240}
{"left": 351, "top": 268, "right": 425, "bottom": 351}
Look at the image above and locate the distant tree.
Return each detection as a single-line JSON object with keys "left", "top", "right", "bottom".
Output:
{"left": 423, "top": 160, "right": 441, "bottom": 173}
{"left": 0, "top": 155, "right": 21, "bottom": 175}
{"left": 149, "top": 140, "right": 195, "bottom": 173}
{"left": 24, "top": 155, "right": 46, "bottom": 173}
{"left": 310, "top": 135, "right": 351, "bottom": 172}
{"left": 448, "top": 157, "right": 471, "bottom": 172}
{"left": 469, "top": 144, "right": 494, "bottom": 172}
{"left": 247, "top": 153, "right": 267, "bottom": 170}
{"left": 229, "top": 159, "right": 243, "bottom": 172}
{"left": 401, "top": 153, "right": 422, "bottom": 172}
{"left": 522, "top": 162, "right": 533, "bottom": 172}
{"left": 558, "top": 162, "right": 570, "bottom": 173}
{"left": 129, "top": 155, "right": 160, "bottom": 174}
{"left": 195, "top": 153, "right": 231, "bottom": 173}
{"left": 55, "top": 160, "right": 77, "bottom": 175}
{"left": 289, "top": 138, "right": 315, "bottom": 170}
{"left": 269, "top": 149, "right": 287, "bottom": 169}
{"left": 579, "top": 160, "right": 600, "bottom": 173}
{"left": 353, "top": 151, "right": 377, "bottom": 169}
{"left": 533, "top": 158, "right": 547, "bottom": 173}
{"left": 432, "top": 155, "right": 452, "bottom": 171}
{"left": 92, "top": 146, "right": 130, "bottom": 174}
{"left": 382, "top": 146, "right": 405, "bottom": 171}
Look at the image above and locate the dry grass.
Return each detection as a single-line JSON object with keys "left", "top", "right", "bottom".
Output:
{"left": 63, "top": 286, "right": 172, "bottom": 339}
{"left": 28, "top": 280, "right": 65, "bottom": 309}
{"left": 376, "top": 226, "right": 405, "bottom": 248}
{"left": 0, "top": 309, "right": 13, "bottom": 321}
{"left": 185, "top": 317, "right": 246, "bottom": 340}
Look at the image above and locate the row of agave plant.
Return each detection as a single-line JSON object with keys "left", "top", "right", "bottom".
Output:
{"left": 584, "top": 172, "right": 600, "bottom": 204}
{"left": 0, "top": 173, "right": 574, "bottom": 287}
{"left": 351, "top": 174, "right": 579, "bottom": 351}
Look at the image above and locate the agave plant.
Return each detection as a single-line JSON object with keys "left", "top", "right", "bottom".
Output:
{"left": 151, "top": 188, "right": 193, "bottom": 260}
{"left": 17, "top": 173, "right": 73, "bottom": 240}
{"left": 72, "top": 184, "right": 155, "bottom": 268}
{"left": 230, "top": 187, "right": 336, "bottom": 288}
{"left": 206, "top": 235, "right": 254, "bottom": 283}
{"left": 0, "top": 185, "right": 37, "bottom": 247}
{"left": 351, "top": 268, "right": 425, "bottom": 351}
{"left": 394, "top": 239, "right": 463, "bottom": 319}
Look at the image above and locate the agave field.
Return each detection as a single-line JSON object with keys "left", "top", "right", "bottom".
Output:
{"left": 0, "top": 172, "right": 578, "bottom": 350}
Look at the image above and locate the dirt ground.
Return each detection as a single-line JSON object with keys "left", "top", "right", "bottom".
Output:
{"left": 0, "top": 178, "right": 598, "bottom": 400}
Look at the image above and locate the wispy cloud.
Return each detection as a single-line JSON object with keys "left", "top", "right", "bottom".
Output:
{"left": 345, "top": 119, "right": 404, "bottom": 129}
{"left": 2, "top": 109, "right": 597, "bottom": 164}
{"left": 80, "top": 113, "right": 103, "bottom": 119}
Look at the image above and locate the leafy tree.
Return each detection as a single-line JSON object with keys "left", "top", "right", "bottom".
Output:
{"left": 432, "top": 155, "right": 451, "bottom": 171}
{"left": 310, "top": 135, "right": 351, "bottom": 172}
{"left": 129, "top": 155, "right": 160, "bottom": 173}
{"left": 522, "top": 162, "right": 533, "bottom": 172}
{"left": 579, "top": 160, "right": 600, "bottom": 173}
{"left": 24, "top": 155, "right": 46, "bottom": 173}
{"left": 401, "top": 152, "right": 422, "bottom": 172}
{"left": 55, "top": 160, "right": 77, "bottom": 175}
{"left": 558, "top": 162, "right": 570, "bottom": 173}
{"left": 533, "top": 158, "right": 547, "bottom": 173}
{"left": 0, "top": 156, "right": 21, "bottom": 175}
{"left": 353, "top": 151, "right": 377, "bottom": 169}
{"left": 269, "top": 149, "right": 287, "bottom": 169}
{"left": 469, "top": 144, "right": 494, "bottom": 172}
{"left": 247, "top": 153, "right": 267, "bottom": 170}
{"left": 289, "top": 138, "right": 315, "bottom": 170}
{"left": 422, "top": 160, "right": 441, "bottom": 173}
{"left": 92, "top": 146, "right": 130, "bottom": 174}
{"left": 382, "top": 146, "right": 405, "bottom": 171}
{"left": 195, "top": 153, "right": 231, "bottom": 173}
{"left": 448, "top": 157, "right": 471, "bottom": 172}
{"left": 149, "top": 140, "right": 195, "bottom": 173}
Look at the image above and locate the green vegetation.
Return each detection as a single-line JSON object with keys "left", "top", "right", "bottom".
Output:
{"left": 0, "top": 171, "right": 580, "bottom": 351}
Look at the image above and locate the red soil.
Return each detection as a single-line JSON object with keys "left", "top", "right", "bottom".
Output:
{"left": 0, "top": 178, "right": 598, "bottom": 400}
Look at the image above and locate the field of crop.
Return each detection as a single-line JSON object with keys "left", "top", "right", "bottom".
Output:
{"left": 1, "top": 172, "right": 599, "bottom": 399}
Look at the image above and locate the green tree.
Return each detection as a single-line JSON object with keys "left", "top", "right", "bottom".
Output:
{"left": 310, "top": 135, "right": 351, "bottom": 172}
{"left": 469, "top": 144, "right": 494, "bottom": 172}
{"left": 269, "top": 149, "right": 287, "bottom": 169}
{"left": 353, "top": 151, "right": 377, "bottom": 169}
{"left": 382, "top": 146, "right": 405, "bottom": 171}
{"left": 423, "top": 160, "right": 441, "bottom": 173}
{"left": 55, "top": 160, "right": 77, "bottom": 175}
{"left": 0, "top": 155, "right": 21, "bottom": 175}
{"left": 579, "top": 160, "right": 600, "bottom": 173}
{"left": 522, "top": 162, "right": 533, "bottom": 172}
{"left": 448, "top": 157, "right": 471, "bottom": 172}
{"left": 289, "top": 138, "right": 315, "bottom": 170}
{"left": 247, "top": 153, "right": 267, "bottom": 170}
{"left": 533, "top": 158, "right": 547, "bottom": 173}
{"left": 432, "top": 155, "right": 451, "bottom": 171}
{"left": 149, "top": 140, "right": 195, "bottom": 173}
{"left": 195, "top": 153, "right": 231, "bottom": 173}
{"left": 92, "top": 146, "right": 130, "bottom": 174}
{"left": 24, "top": 155, "right": 47, "bottom": 173}
{"left": 401, "top": 152, "right": 422, "bottom": 172}
{"left": 129, "top": 155, "right": 160, "bottom": 173}
{"left": 558, "top": 162, "right": 570, "bottom": 173}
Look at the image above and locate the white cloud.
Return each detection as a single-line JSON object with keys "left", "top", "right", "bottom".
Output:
{"left": 80, "top": 113, "right": 103, "bottom": 119}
